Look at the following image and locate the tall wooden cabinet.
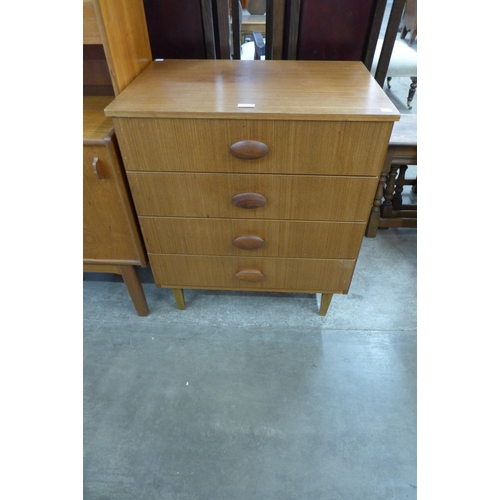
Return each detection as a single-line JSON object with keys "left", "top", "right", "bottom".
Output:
{"left": 83, "top": 0, "right": 152, "bottom": 315}
{"left": 105, "top": 60, "right": 400, "bottom": 315}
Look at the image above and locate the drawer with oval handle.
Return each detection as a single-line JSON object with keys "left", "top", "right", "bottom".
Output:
{"left": 114, "top": 118, "right": 393, "bottom": 176}
{"left": 139, "top": 217, "right": 365, "bottom": 259}
{"left": 128, "top": 172, "right": 378, "bottom": 221}
{"left": 148, "top": 254, "right": 356, "bottom": 292}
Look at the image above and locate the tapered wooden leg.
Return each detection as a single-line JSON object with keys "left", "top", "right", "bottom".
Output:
{"left": 119, "top": 265, "right": 149, "bottom": 316}
{"left": 319, "top": 293, "right": 334, "bottom": 316}
{"left": 172, "top": 288, "right": 186, "bottom": 310}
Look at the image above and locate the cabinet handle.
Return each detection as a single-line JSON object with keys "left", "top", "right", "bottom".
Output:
{"left": 230, "top": 140, "right": 269, "bottom": 160}
{"left": 235, "top": 269, "right": 265, "bottom": 281}
{"left": 232, "top": 193, "right": 267, "bottom": 209}
{"left": 92, "top": 157, "right": 105, "bottom": 180}
{"left": 233, "top": 235, "right": 265, "bottom": 250}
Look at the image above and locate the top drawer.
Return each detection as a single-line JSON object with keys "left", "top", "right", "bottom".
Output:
{"left": 113, "top": 118, "right": 392, "bottom": 176}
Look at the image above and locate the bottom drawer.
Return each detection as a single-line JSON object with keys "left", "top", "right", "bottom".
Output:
{"left": 149, "top": 254, "right": 356, "bottom": 293}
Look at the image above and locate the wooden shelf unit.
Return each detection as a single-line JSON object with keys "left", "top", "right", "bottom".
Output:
{"left": 83, "top": 0, "right": 152, "bottom": 315}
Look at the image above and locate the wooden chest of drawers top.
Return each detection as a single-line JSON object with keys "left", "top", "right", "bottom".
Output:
{"left": 104, "top": 60, "right": 400, "bottom": 122}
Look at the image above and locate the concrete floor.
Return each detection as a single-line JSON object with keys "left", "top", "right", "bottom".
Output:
{"left": 84, "top": 228, "right": 417, "bottom": 500}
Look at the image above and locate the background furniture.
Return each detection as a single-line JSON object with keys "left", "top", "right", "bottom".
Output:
{"left": 105, "top": 60, "right": 399, "bottom": 316}
{"left": 230, "top": 0, "right": 408, "bottom": 94}
{"left": 400, "top": 0, "right": 417, "bottom": 46}
{"left": 241, "top": 13, "right": 266, "bottom": 44}
{"left": 241, "top": 31, "right": 266, "bottom": 59}
{"left": 371, "top": 38, "right": 417, "bottom": 109}
{"left": 142, "top": 0, "right": 406, "bottom": 89}
{"left": 247, "top": 0, "right": 266, "bottom": 14}
{"left": 366, "top": 114, "right": 417, "bottom": 237}
{"left": 83, "top": 0, "right": 152, "bottom": 315}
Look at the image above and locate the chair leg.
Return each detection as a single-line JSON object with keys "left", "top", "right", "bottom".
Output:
{"left": 407, "top": 77, "right": 417, "bottom": 109}
{"left": 387, "top": 76, "right": 392, "bottom": 89}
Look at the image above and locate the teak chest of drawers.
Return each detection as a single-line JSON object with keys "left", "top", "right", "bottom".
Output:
{"left": 105, "top": 60, "right": 399, "bottom": 315}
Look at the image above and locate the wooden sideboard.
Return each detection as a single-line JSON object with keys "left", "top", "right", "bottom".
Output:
{"left": 105, "top": 60, "right": 400, "bottom": 315}
{"left": 83, "top": 0, "right": 152, "bottom": 315}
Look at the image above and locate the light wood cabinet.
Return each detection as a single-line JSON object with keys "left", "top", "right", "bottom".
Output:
{"left": 83, "top": 0, "right": 152, "bottom": 315}
{"left": 105, "top": 60, "right": 399, "bottom": 315}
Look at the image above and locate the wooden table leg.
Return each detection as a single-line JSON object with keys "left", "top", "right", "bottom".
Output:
{"left": 381, "top": 163, "right": 399, "bottom": 218}
{"left": 393, "top": 164, "right": 408, "bottom": 211}
{"left": 408, "top": 77, "right": 417, "bottom": 109}
{"left": 319, "top": 293, "right": 333, "bottom": 316}
{"left": 119, "top": 265, "right": 149, "bottom": 316}
{"left": 366, "top": 172, "right": 387, "bottom": 238}
{"left": 172, "top": 288, "right": 186, "bottom": 310}
{"left": 366, "top": 147, "right": 394, "bottom": 238}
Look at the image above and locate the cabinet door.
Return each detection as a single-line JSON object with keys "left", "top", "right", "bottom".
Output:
{"left": 83, "top": 140, "right": 144, "bottom": 263}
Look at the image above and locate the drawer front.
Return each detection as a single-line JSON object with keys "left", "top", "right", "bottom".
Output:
{"left": 114, "top": 118, "right": 393, "bottom": 176}
{"left": 127, "top": 172, "right": 378, "bottom": 221}
{"left": 149, "top": 254, "right": 356, "bottom": 293}
{"left": 140, "top": 217, "right": 365, "bottom": 259}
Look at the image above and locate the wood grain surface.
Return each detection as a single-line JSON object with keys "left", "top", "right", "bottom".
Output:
{"left": 113, "top": 118, "right": 393, "bottom": 176}
{"left": 149, "top": 254, "right": 355, "bottom": 292}
{"left": 83, "top": 141, "right": 145, "bottom": 264}
{"left": 126, "top": 172, "right": 378, "bottom": 221}
{"left": 93, "top": 0, "right": 152, "bottom": 95}
{"left": 105, "top": 60, "right": 400, "bottom": 120}
{"left": 83, "top": 96, "right": 115, "bottom": 142}
{"left": 83, "top": 0, "right": 101, "bottom": 43}
{"left": 138, "top": 217, "right": 366, "bottom": 259}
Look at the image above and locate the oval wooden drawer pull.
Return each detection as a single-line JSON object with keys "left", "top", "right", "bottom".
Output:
{"left": 235, "top": 269, "right": 265, "bottom": 282}
{"left": 232, "top": 193, "right": 267, "bottom": 209}
{"left": 233, "top": 235, "right": 265, "bottom": 250}
{"left": 230, "top": 140, "right": 269, "bottom": 160}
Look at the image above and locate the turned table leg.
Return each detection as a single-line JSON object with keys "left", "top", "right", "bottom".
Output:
{"left": 381, "top": 164, "right": 399, "bottom": 218}
{"left": 319, "top": 293, "right": 333, "bottom": 316}
{"left": 119, "top": 265, "right": 149, "bottom": 316}
{"left": 366, "top": 172, "right": 387, "bottom": 238}
{"left": 408, "top": 77, "right": 417, "bottom": 109}
{"left": 393, "top": 164, "right": 408, "bottom": 211}
{"left": 366, "top": 147, "right": 394, "bottom": 238}
{"left": 172, "top": 288, "right": 186, "bottom": 310}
